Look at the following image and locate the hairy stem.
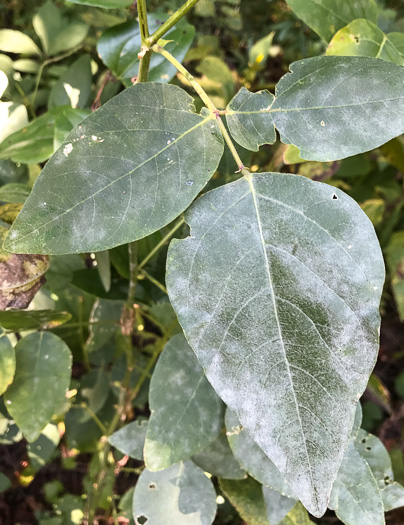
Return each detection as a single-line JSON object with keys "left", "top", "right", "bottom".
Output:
{"left": 147, "top": 0, "right": 201, "bottom": 46}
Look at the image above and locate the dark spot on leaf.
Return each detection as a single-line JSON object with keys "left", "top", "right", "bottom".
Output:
{"left": 361, "top": 438, "right": 366, "bottom": 443}
{"left": 148, "top": 482, "right": 156, "bottom": 490}
{"left": 354, "top": 36, "right": 360, "bottom": 43}
{"left": 384, "top": 476, "right": 391, "bottom": 485}
{"left": 366, "top": 446, "right": 371, "bottom": 451}
{"left": 332, "top": 193, "right": 338, "bottom": 200}
{"left": 137, "top": 516, "right": 148, "bottom": 524}
{"left": 183, "top": 31, "right": 187, "bottom": 34}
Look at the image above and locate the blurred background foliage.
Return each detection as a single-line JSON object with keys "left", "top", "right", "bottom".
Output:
{"left": 1, "top": 0, "right": 404, "bottom": 524}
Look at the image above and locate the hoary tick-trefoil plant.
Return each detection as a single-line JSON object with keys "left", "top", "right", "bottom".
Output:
{"left": 1, "top": 0, "right": 404, "bottom": 524}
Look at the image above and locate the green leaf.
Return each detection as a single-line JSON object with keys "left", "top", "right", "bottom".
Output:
{"left": 0, "top": 332, "right": 15, "bottom": 396}
{"left": 249, "top": 32, "right": 275, "bottom": 66}
{"left": 226, "top": 87, "right": 275, "bottom": 151}
{"left": 0, "top": 309, "right": 71, "bottom": 331}
{"left": 0, "top": 106, "right": 89, "bottom": 164}
{"left": 166, "top": 172, "right": 384, "bottom": 516}
{"left": 0, "top": 472, "right": 11, "bottom": 492}
{"left": 108, "top": 419, "right": 148, "bottom": 460}
{"left": 132, "top": 460, "right": 217, "bottom": 525}
{"left": 329, "top": 441, "right": 384, "bottom": 525}
{"left": 285, "top": 0, "right": 379, "bottom": 42}
{"left": 388, "top": 33, "right": 404, "bottom": 57}
{"left": 326, "top": 20, "right": 404, "bottom": 65}
{"left": 48, "top": 55, "right": 92, "bottom": 109}
{"left": 78, "top": 368, "right": 110, "bottom": 421}
{"left": 225, "top": 409, "right": 293, "bottom": 496}
{"left": 192, "top": 432, "right": 246, "bottom": 480}
{"left": 262, "top": 487, "right": 297, "bottom": 525}
{"left": 0, "top": 29, "right": 41, "bottom": 55}
{"left": 5, "top": 83, "right": 223, "bottom": 255}
{"left": 144, "top": 333, "right": 224, "bottom": 471}
{"left": 85, "top": 299, "right": 123, "bottom": 353}
{"left": 33, "top": 1, "right": 88, "bottom": 56}
{"left": 0, "top": 183, "right": 31, "bottom": 203}
{"left": 12, "top": 59, "right": 40, "bottom": 74}
{"left": 95, "top": 250, "right": 111, "bottom": 293}
{"left": 98, "top": 15, "right": 195, "bottom": 85}
{"left": 219, "top": 476, "right": 270, "bottom": 525}
{"left": 385, "top": 232, "right": 404, "bottom": 322}
{"left": 27, "top": 422, "right": 60, "bottom": 472}
{"left": 226, "top": 57, "right": 404, "bottom": 161}
{"left": 67, "top": 0, "right": 133, "bottom": 8}
{"left": 4, "top": 332, "right": 72, "bottom": 442}
{"left": 279, "top": 503, "right": 315, "bottom": 525}
{"left": 0, "top": 102, "right": 29, "bottom": 143}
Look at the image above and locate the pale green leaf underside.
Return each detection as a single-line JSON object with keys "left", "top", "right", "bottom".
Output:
{"left": 108, "top": 419, "right": 148, "bottom": 460}
{"left": 5, "top": 83, "right": 223, "bottom": 254}
{"left": 4, "top": 332, "right": 72, "bottom": 442}
{"left": 132, "top": 460, "right": 217, "bottom": 525}
{"left": 166, "top": 172, "right": 384, "bottom": 517}
{"left": 144, "top": 333, "right": 224, "bottom": 471}
{"left": 226, "top": 56, "right": 404, "bottom": 161}
{"left": 285, "top": 0, "right": 379, "bottom": 42}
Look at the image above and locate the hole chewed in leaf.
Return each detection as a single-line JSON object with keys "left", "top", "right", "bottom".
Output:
{"left": 332, "top": 193, "right": 338, "bottom": 200}
{"left": 136, "top": 516, "right": 149, "bottom": 525}
{"left": 148, "top": 482, "right": 156, "bottom": 490}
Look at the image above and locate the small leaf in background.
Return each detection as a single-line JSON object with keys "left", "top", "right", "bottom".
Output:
{"left": 33, "top": 1, "right": 88, "bottom": 56}
{"left": 225, "top": 409, "right": 293, "bottom": 497}
{"left": 108, "top": 419, "right": 148, "bottom": 460}
{"left": 0, "top": 309, "right": 71, "bottom": 331}
{"left": 167, "top": 172, "right": 384, "bottom": 516}
{"left": 132, "top": 460, "right": 217, "bottom": 525}
{"left": 67, "top": 0, "right": 133, "bottom": 8}
{"left": 285, "top": 0, "right": 379, "bottom": 42}
{"left": 4, "top": 332, "right": 72, "bottom": 442}
{"left": 0, "top": 331, "right": 15, "bottom": 396}
{"left": 192, "top": 432, "right": 246, "bottom": 480}
{"left": 98, "top": 14, "right": 195, "bottom": 85}
{"left": 219, "top": 476, "right": 270, "bottom": 525}
{"left": 0, "top": 106, "right": 89, "bottom": 164}
{"left": 0, "top": 249, "right": 49, "bottom": 309}
{"left": 386, "top": 231, "right": 404, "bottom": 322}
{"left": 0, "top": 183, "right": 31, "bottom": 204}
{"left": 278, "top": 502, "right": 315, "bottom": 524}
{"left": 0, "top": 472, "right": 11, "bottom": 492}
{"left": 360, "top": 199, "right": 386, "bottom": 227}
{"left": 329, "top": 440, "right": 384, "bottom": 525}
{"left": 12, "top": 59, "right": 40, "bottom": 74}
{"left": 48, "top": 55, "right": 93, "bottom": 109}
{"left": 27, "top": 422, "right": 60, "bottom": 472}
{"left": 5, "top": 83, "right": 223, "bottom": 254}
{"left": 0, "top": 29, "right": 41, "bottom": 55}
{"left": 85, "top": 299, "right": 123, "bottom": 354}
{"left": 144, "top": 334, "right": 224, "bottom": 471}
{"left": 367, "top": 374, "right": 392, "bottom": 414}
{"left": 0, "top": 101, "right": 29, "bottom": 143}
{"left": 262, "top": 486, "right": 297, "bottom": 525}
{"left": 226, "top": 87, "right": 275, "bottom": 151}
{"left": 95, "top": 250, "right": 111, "bottom": 293}
{"left": 77, "top": 368, "right": 110, "bottom": 422}
{"left": 249, "top": 32, "right": 275, "bottom": 66}
{"left": 326, "top": 20, "right": 404, "bottom": 65}
{"left": 195, "top": 56, "right": 235, "bottom": 108}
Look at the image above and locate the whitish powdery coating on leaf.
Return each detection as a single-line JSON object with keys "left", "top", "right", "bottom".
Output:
{"left": 166, "top": 172, "right": 385, "bottom": 517}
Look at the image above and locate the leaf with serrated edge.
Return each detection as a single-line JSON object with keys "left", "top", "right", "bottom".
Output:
{"left": 5, "top": 83, "right": 223, "bottom": 254}
{"left": 166, "top": 172, "right": 384, "bottom": 516}
{"left": 132, "top": 460, "right": 217, "bottom": 525}
{"left": 144, "top": 333, "right": 224, "bottom": 470}
{"left": 226, "top": 57, "right": 404, "bottom": 161}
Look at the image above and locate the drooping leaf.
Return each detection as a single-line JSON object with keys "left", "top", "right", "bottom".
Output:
{"left": 48, "top": 55, "right": 93, "bottom": 109}
{"left": 285, "top": 0, "right": 379, "bottom": 42}
{"left": 326, "top": 20, "right": 404, "bottom": 65}
{"left": 262, "top": 486, "right": 297, "bottom": 525}
{"left": 219, "top": 476, "right": 270, "bottom": 525}
{"left": 4, "top": 332, "right": 72, "bottom": 441}
{"left": 144, "top": 333, "right": 224, "bottom": 470}
{"left": 0, "top": 106, "right": 89, "bottom": 164}
{"left": 108, "top": 419, "right": 148, "bottom": 460}
{"left": 192, "top": 432, "right": 246, "bottom": 480}
{"left": 0, "top": 309, "right": 71, "bottom": 331}
{"left": 98, "top": 15, "right": 195, "bottom": 85}
{"left": 329, "top": 441, "right": 384, "bottom": 525}
{"left": 166, "top": 172, "right": 384, "bottom": 516}
{"left": 33, "top": 1, "right": 88, "bottom": 56}
{"left": 225, "top": 409, "right": 293, "bottom": 496}
{"left": 0, "top": 29, "right": 41, "bottom": 55}
{"left": 132, "top": 460, "right": 217, "bottom": 525}
{"left": 0, "top": 332, "right": 15, "bottom": 396}
{"left": 5, "top": 83, "right": 223, "bottom": 255}
{"left": 226, "top": 57, "right": 404, "bottom": 161}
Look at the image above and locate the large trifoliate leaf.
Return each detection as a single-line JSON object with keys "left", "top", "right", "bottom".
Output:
{"left": 144, "top": 334, "right": 224, "bottom": 470}
{"left": 226, "top": 57, "right": 404, "bottom": 161}
{"left": 4, "top": 332, "right": 72, "bottom": 441}
{"left": 166, "top": 172, "right": 384, "bottom": 516}
{"left": 132, "top": 460, "right": 217, "bottom": 525}
{"left": 285, "top": 0, "right": 379, "bottom": 42}
{"left": 98, "top": 14, "right": 195, "bottom": 85}
{"left": 5, "top": 83, "right": 223, "bottom": 254}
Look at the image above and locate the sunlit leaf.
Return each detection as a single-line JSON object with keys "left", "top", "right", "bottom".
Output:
{"left": 0, "top": 309, "right": 71, "bottom": 331}
{"left": 0, "top": 29, "right": 41, "bottom": 55}
{"left": 0, "top": 332, "right": 15, "bottom": 396}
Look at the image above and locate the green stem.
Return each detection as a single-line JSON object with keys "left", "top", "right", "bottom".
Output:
{"left": 147, "top": 0, "right": 201, "bottom": 46}
{"left": 138, "top": 217, "right": 185, "bottom": 270}
{"left": 137, "top": 0, "right": 150, "bottom": 43}
{"left": 140, "top": 269, "right": 168, "bottom": 294}
{"left": 153, "top": 45, "right": 248, "bottom": 173}
{"left": 137, "top": 50, "right": 151, "bottom": 83}
{"left": 76, "top": 403, "right": 107, "bottom": 434}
